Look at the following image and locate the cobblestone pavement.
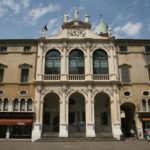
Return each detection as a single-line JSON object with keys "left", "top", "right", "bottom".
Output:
{"left": 0, "top": 140, "right": 150, "bottom": 150}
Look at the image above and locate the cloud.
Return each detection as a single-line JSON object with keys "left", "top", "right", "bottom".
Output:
{"left": 148, "top": 24, "right": 150, "bottom": 32}
{"left": 0, "top": 0, "right": 20, "bottom": 15}
{"left": 25, "top": 4, "right": 61, "bottom": 23}
{"left": 22, "top": 0, "right": 30, "bottom": 8}
{"left": 47, "top": 18, "right": 61, "bottom": 35}
{"left": 113, "top": 22, "right": 143, "bottom": 38}
{"left": 0, "top": 6, "right": 7, "bottom": 17}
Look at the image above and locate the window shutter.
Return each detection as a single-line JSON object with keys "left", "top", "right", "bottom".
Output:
{"left": 121, "top": 66, "right": 130, "bottom": 83}
{"left": 148, "top": 68, "right": 150, "bottom": 82}
{"left": 0, "top": 69, "right": 4, "bottom": 82}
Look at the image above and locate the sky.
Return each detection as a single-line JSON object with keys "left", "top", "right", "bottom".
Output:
{"left": 0, "top": 0, "right": 149, "bottom": 39}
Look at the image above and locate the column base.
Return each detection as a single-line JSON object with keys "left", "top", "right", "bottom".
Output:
{"left": 59, "top": 124, "right": 68, "bottom": 137}
{"left": 32, "top": 123, "right": 42, "bottom": 142}
{"left": 112, "top": 123, "right": 122, "bottom": 140}
{"left": 6, "top": 126, "right": 10, "bottom": 139}
{"left": 86, "top": 124, "right": 96, "bottom": 137}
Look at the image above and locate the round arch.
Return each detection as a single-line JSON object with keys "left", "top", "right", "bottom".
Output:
{"left": 42, "top": 92, "right": 60, "bottom": 135}
{"left": 67, "top": 90, "right": 87, "bottom": 102}
{"left": 68, "top": 91, "right": 86, "bottom": 135}
{"left": 94, "top": 92, "right": 112, "bottom": 136}
{"left": 67, "top": 48, "right": 86, "bottom": 56}
{"left": 44, "top": 48, "right": 62, "bottom": 57}
{"left": 92, "top": 48, "right": 109, "bottom": 56}
{"left": 42, "top": 90, "right": 61, "bottom": 103}
{"left": 120, "top": 102, "right": 136, "bottom": 137}
{"left": 92, "top": 90, "right": 113, "bottom": 102}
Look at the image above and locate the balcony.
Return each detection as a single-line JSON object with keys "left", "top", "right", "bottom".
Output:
{"left": 92, "top": 74, "right": 110, "bottom": 80}
{"left": 42, "top": 74, "right": 114, "bottom": 81}
{"left": 43, "top": 75, "right": 61, "bottom": 80}
{"left": 67, "top": 74, "right": 85, "bottom": 80}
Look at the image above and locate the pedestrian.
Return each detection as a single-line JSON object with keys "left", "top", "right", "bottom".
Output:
{"left": 138, "top": 128, "right": 142, "bottom": 138}
{"left": 130, "top": 128, "right": 135, "bottom": 137}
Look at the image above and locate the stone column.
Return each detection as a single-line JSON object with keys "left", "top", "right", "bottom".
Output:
{"left": 6, "top": 126, "right": 10, "bottom": 139}
{"left": 32, "top": 85, "right": 42, "bottom": 142}
{"left": 59, "top": 86, "right": 68, "bottom": 137}
{"left": 36, "top": 41, "right": 44, "bottom": 81}
{"left": 110, "top": 88, "right": 122, "bottom": 140}
{"left": 86, "top": 86, "right": 95, "bottom": 137}
{"left": 61, "top": 43, "right": 67, "bottom": 81}
{"left": 135, "top": 113, "right": 143, "bottom": 139}
{"left": 108, "top": 45, "right": 117, "bottom": 81}
{"left": 85, "top": 44, "right": 92, "bottom": 80}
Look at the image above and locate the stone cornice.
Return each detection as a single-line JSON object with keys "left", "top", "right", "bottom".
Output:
{"left": 0, "top": 39, "right": 38, "bottom": 44}
{"left": 116, "top": 39, "right": 150, "bottom": 45}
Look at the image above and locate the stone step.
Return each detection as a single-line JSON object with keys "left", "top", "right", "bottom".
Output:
{"left": 36, "top": 137, "right": 116, "bottom": 142}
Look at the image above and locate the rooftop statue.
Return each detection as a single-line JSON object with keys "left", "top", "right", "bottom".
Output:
{"left": 64, "top": 12, "right": 68, "bottom": 23}
{"left": 74, "top": 8, "right": 79, "bottom": 20}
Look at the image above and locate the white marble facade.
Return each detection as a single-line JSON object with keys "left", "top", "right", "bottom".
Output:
{"left": 32, "top": 12, "right": 122, "bottom": 141}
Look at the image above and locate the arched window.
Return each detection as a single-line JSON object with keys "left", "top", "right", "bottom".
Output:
{"left": 20, "top": 99, "right": 26, "bottom": 111}
{"left": 148, "top": 99, "right": 150, "bottom": 111}
{"left": 13, "top": 98, "right": 19, "bottom": 111}
{"left": 3, "top": 98, "right": 9, "bottom": 111}
{"left": 93, "top": 50, "right": 108, "bottom": 74}
{"left": 27, "top": 99, "right": 32, "bottom": 111}
{"left": 0, "top": 98, "right": 2, "bottom": 111}
{"left": 69, "top": 50, "right": 84, "bottom": 74}
{"left": 142, "top": 99, "right": 146, "bottom": 111}
{"left": 45, "top": 50, "right": 61, "bottom": 74}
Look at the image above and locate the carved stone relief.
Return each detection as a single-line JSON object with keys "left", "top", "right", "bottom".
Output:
{"left": 67, "top": 29, "right": 86, "bottom": 37}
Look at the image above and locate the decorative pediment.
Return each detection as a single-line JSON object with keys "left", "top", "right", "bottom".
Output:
{"left": 0, "top": 63, "right": 7, "bottom": 68}
{"left": 19, "top": 63, "right": 32, "bottom": 68}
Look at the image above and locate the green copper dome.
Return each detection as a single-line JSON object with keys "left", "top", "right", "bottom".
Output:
{"left": 99, "top": 18, "right": 106, "bottom": 33}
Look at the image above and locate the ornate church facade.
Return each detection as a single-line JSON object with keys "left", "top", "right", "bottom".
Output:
{"left": 0, "top": 9, "right": 150, "bottom": 141}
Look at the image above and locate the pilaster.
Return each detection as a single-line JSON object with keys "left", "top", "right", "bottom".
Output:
{"left": 59, "top": 86, "right": 68, "bottom": 137}
{"left": 32, "top": 85, "right": 42, "bottom": 141}
{"left": 86, "top": 85, "right": 95, "bottom": 137}
{"left": 61, "top": 43, "right": 67, "bottom": 81}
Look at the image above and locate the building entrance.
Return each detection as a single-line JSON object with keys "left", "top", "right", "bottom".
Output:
{"left": 68, "top": 92, "right": 85, "bottom": 136}
{"left": 94, "top": 92, "right": 112, "bottom": 137}
{"left": 42, "top": 93, "right": 59, "bottom": 136}
{"left": 121, "top": 102, "right": 136, "bottom": 137}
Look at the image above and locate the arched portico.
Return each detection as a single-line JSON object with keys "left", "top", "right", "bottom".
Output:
{"left": 68, "top": 92, "right": 86, "bottom": 137}
{"left": 42, "top": 92, "right": 60, "bottom": 137}
{"left": 121, "top": 102, "right": 136, "bottom": 137}
{"left": 94, "top": 92, "right": 112, "bottom": 137}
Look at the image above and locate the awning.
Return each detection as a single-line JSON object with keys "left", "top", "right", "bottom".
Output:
{"left": 0, "top": 119, "right": 33, "bottom": 125}
{"left": 142, "top": 118, "right": 150, "bottom": 121}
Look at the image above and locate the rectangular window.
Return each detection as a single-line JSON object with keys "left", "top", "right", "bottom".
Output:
{"left": 0, "top": 47, "right": 7, "bottom": 53}
{"left": 0, "top": 69, "right": 4, "bottom": 82}
{"left": 20, "top": 68, "right": 29, "bottom": 83}
{"left": 24, "top": 46, "right": 31, "bottom": 53}
{"left": 145, "top": 46, "right": 150, "bottom": 53}
{"left": 121, "top": 67, "right": 130, "bottom": 83}
{"left": 101, "top": 112, "right": 108, "bottom": 125}
{"left": 119, "top": 46, "right": 127, "bottom": 52}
